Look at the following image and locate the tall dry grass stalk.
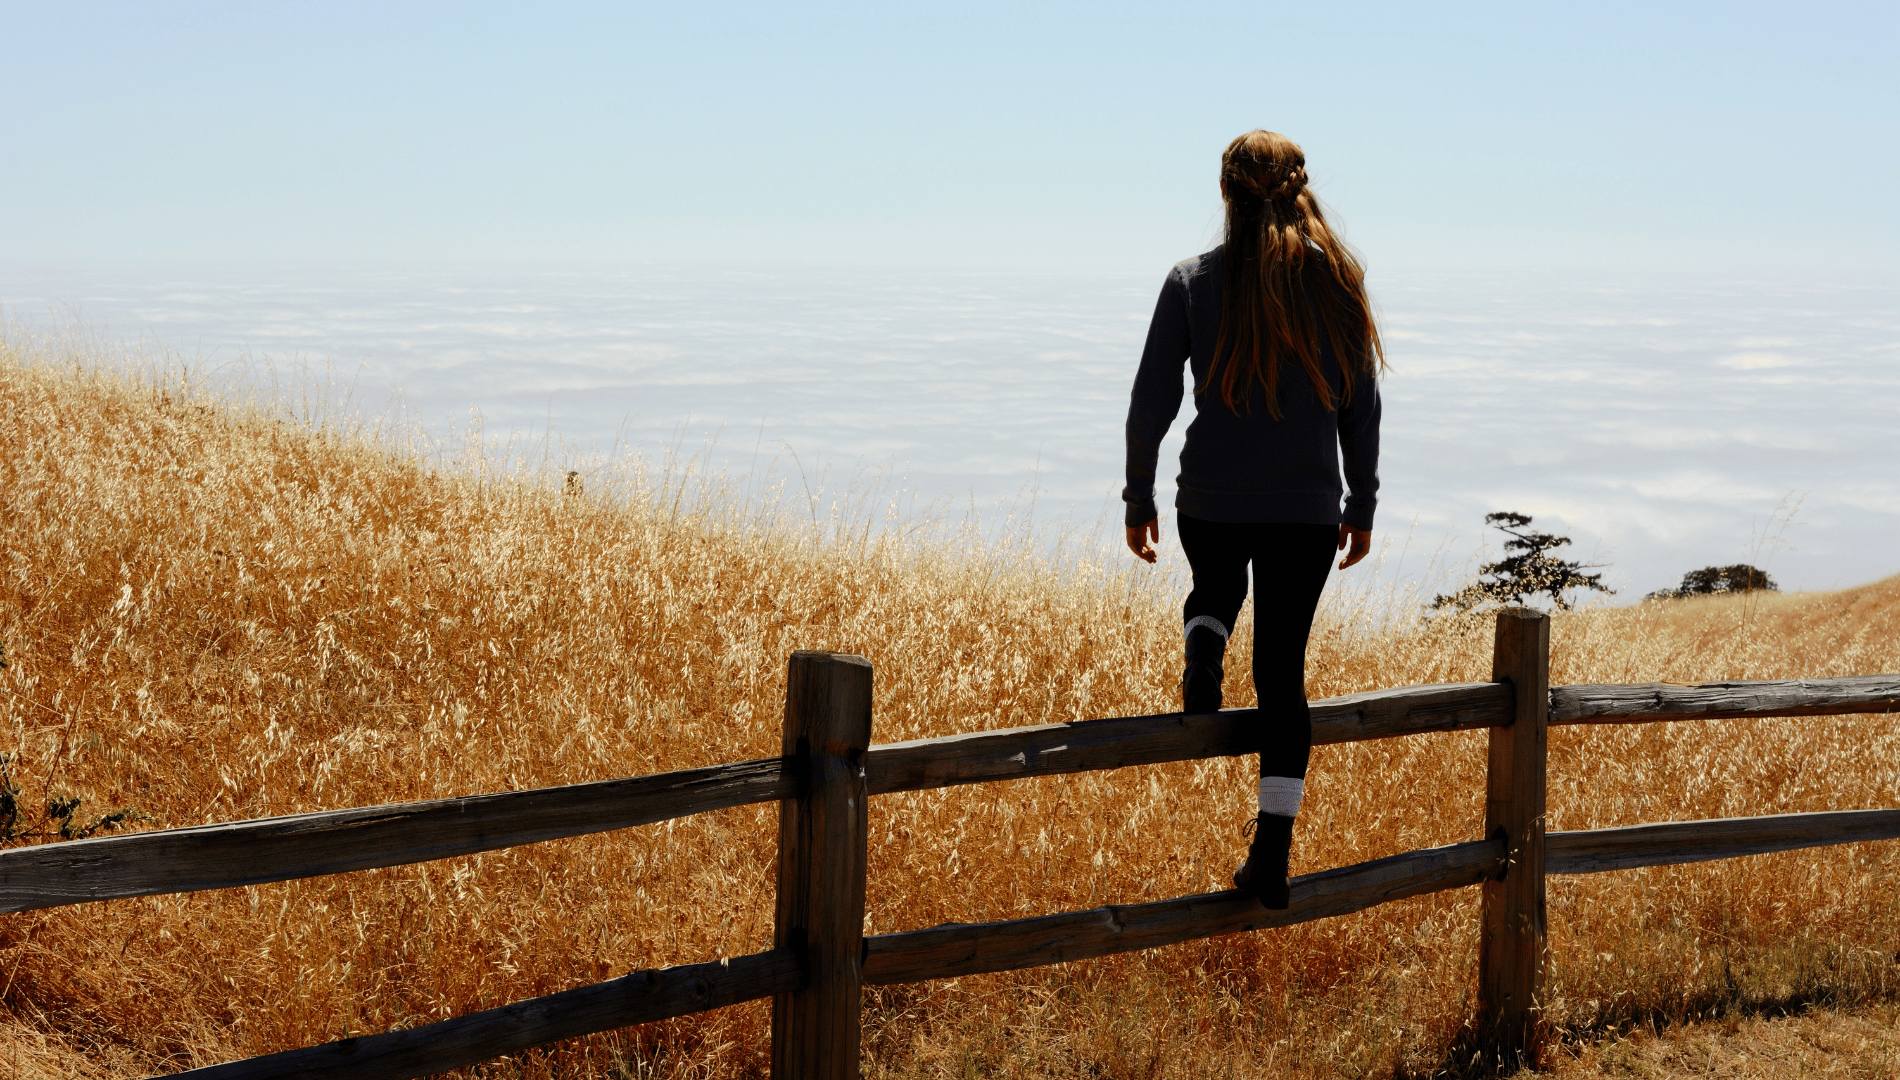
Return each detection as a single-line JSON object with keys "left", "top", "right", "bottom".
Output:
{"left": 1, "top": 340, "right": 1897, "bottom": 1078}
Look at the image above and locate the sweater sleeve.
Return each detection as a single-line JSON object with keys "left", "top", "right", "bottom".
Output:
{"left": 1122, "top": 272, "right": 1191, "bottom": 528}
{"left": 1337, "top": 371, "right": 1382, "bottom": 531}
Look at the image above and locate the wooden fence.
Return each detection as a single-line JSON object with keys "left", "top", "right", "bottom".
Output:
{"left": 2, "top": 608, "right": 1897, "bottom": 1077}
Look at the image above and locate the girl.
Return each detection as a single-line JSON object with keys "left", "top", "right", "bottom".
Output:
{"left": 1122, "top": 130, "right": 1383, "bottom": 909}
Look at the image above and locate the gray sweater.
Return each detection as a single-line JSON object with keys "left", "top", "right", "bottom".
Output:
{"left": 1122, "top": 247, "right": 1381, "bottom": 530}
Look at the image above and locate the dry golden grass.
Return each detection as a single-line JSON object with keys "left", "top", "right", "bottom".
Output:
{"left": 1, "top": 341, "right": 1897, "bottom": 1078}
{"left": 1548, "top": 1002, "right": 1900, "bottom": 1078}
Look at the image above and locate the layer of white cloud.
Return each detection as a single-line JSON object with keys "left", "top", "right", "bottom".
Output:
{"left": 3, "top": 263, "right": 1895, "bottom": 599}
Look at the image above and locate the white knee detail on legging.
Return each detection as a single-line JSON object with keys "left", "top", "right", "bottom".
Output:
{"left": 1258, "top": 776, "right": 1304, "bottom": 818}
{"left": 1184, "top": 615, "right": 1229, "bottom": 642}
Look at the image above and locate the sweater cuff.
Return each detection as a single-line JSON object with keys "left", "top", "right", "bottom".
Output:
{"left": 1342, "top": 500, "right": 1376, "bottom": 532}
{"left": 1124, "top": 497, "right": 1159, "bottom": 529}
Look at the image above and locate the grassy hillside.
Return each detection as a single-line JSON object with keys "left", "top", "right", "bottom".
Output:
{"left": 2, "top": 345, "right": 1897, "bottom": 1078}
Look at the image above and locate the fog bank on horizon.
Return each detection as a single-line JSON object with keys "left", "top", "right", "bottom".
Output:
{"left": 4, "top": 262, "right": 1893, "bottom": 601}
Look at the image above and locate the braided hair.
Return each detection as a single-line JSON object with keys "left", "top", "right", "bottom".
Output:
{"left": 1206, "top": 130, "right": 1383, "bottom": 418}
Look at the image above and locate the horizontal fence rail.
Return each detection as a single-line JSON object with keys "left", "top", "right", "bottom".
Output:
{"left": 0, "top": 680, "right": 1515, "bottom": 914}
{"left": 6, "top": 674, "right": 1896, "bottom": 915}
{"left": 863, "top": 681, "right": 1515, "bottom": 796}
{"left": 174, "top": 949, "right": 804, "bottom": 1080}
{"left": 0, "top": 758, "right": 793, "bottom": 914}
{"left": 862, "top": 836, "right": 1506, "bottom": 984}
{"left": 1548, "top": 809, "right": 1900, "bottom": 875}
{"left": 1551, "top": 675, "right": 1900, "bottom": 725}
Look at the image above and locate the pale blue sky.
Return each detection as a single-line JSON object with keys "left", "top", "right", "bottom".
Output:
{"left": 4, "top": 1, "right": 1896, "bottom": 276}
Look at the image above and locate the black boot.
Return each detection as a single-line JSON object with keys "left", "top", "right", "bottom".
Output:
{"left": 1180, "top": 618, "right": 1228, "bottom": 714}
{"left": 1233, "top": 812, "right": 1294, "bottom": 909}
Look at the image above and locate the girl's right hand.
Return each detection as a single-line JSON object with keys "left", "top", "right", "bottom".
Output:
{"left": 1127, "top": 519, "right": 1159, "bottom": 564}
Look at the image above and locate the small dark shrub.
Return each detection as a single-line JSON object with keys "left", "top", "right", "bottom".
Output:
{"left": 1645, "top": 564, "right": 1779, "bottom": 601}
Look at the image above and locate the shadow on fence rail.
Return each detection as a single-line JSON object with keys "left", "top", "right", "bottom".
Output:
{"left": 0, "top": 610, "right": 1894, "bottom": 1078}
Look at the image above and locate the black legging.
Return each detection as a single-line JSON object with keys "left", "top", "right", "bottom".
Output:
{"left": 1177, "top": 514, "right": 1336, "bottom": 780}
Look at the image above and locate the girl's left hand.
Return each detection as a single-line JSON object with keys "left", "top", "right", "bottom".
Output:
{"left": 1338, "top": 526, "right": 1371, "bottom": 569}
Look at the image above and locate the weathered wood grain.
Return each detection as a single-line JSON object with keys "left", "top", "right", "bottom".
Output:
{"left": 1480, "top": 608, "right": 1550, "bottom": 1064}
{"left": 863, "top": 682, "right": 1510, "bottom": 796}
{"left": 1551, "top": 675, "right": 1900, "bottom": 726}
{"left": 0, "top": 758, "right": 792, "bottom": 914}
{"left": 1314, "top": 681, "right": 1515, "bottom": 744}
{"left": 1547, "top": 809, "right": 1900, "bottom": 875}
{"left": 861, "top": 836, "right": 1505, "bottom": 984}
{"left": 163, "top": 948, "right": 801, "bottom": 1079}
{"left": 773, "top": 652, "right": 872, "bottom": 1080}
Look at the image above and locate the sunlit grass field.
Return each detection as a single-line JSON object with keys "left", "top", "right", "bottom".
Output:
{"left": 2, "top": 341, "right": 1897, "bottom": 1078}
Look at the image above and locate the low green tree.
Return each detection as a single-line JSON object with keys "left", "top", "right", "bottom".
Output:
{"left": 1431, "top": 511, "right": 1615, "bottom": 614}
{"left": 1645, "top": 563, "right": 1778, "bottom": 601}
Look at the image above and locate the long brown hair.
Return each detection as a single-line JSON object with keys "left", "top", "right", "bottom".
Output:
{"left": 1206, "top": 130, "right": 1384, "bottom": 417}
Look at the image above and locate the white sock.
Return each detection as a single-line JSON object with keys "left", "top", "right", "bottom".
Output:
{"left": 1258, "top": 776, "right": 1304, "bottom": 819}
{"left": 1184, "top": 615, "right": 1229, "bottom": 642}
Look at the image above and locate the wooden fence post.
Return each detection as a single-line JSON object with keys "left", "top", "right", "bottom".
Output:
{"left": 1480, "top": 607, "right": 1550, "bottom": 1068}
{"left": 773, "top": 652, "right": 873, "bottom": 1079}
